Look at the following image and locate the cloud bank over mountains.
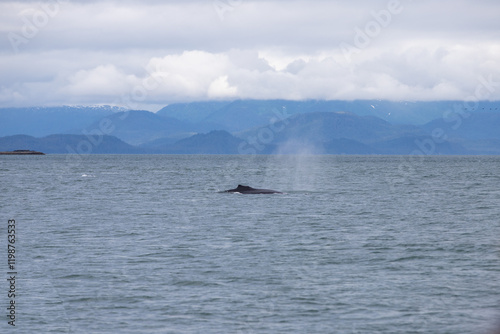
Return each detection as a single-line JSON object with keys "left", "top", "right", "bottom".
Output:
{"left": 1, "top": 0, "right": 499, "bottom": 110}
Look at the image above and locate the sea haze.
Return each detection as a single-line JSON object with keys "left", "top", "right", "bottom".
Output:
{"left": 1, "top": 155, "right": 500, "bottom": 333}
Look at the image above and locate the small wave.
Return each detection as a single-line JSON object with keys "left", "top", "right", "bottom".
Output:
{"left": 81, "top": 174, "right": 95, "bottom": 178}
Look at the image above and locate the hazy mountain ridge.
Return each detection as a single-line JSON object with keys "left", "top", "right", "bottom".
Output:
{"left": 236, "top": 111, "right": 468, "bottom": 155}
{"left": 1, "top": 100, "right": 499, "bottom": 154}
{"left": 422, "top": 112, "right": 500, "bottom": 140}
{"left": 157, "top": 99, "right": 500, "bottom": 126}
{"left": 0, "top": 134, "right": 140, "bottom": 154}
{"left": 85, "top": 110, "right": 196, "bottom": 146}
{"left": 0, "top": 105, "right": 122, "bottom": 137}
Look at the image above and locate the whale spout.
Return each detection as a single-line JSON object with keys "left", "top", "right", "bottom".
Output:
{"left": 222, "top": 184, "right": 282, "bottom": 194}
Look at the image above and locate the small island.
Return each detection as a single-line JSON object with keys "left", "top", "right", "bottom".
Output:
{"left": 0, "top": 150, "right": 45, "bottom": 155}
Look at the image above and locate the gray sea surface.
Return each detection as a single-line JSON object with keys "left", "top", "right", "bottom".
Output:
{"left": 1, "top": 154, "right": 500, "bottom": 333}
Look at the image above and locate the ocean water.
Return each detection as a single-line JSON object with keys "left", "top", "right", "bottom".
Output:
{"left": 1, "top": 154, "right": 500, "bottom": 333}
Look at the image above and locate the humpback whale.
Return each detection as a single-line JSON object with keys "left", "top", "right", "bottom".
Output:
{"left": 222, "top": 185, "right": 282, "bottom": 194}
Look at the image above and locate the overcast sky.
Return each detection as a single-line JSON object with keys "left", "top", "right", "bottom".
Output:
{"left": 1, "top": 0, "right": 499, "bottom": 110}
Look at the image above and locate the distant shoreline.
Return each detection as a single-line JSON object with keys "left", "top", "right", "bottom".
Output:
{"left": 0, "top": 150, "right": 45, "bottom": 155}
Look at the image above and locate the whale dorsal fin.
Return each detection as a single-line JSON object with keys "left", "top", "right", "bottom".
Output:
{"left": 236, "top": 185, "right": 252, "bottom": 190}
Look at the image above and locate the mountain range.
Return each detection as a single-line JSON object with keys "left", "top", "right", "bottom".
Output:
{"left": 1, "top": 100, "right": 499, "bottom": 154}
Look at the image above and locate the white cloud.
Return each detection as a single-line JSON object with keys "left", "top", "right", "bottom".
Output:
{"left": 0, "top": 0, "right": 499, "bottom": 109}
{"left": 208, "top": 76, "right": 238, "bottom": 99}
{"left": 145, "top": 51, "right": 234, "bottom": 100}
{"left": 63, "top": 64, "right": 136, "bottom": 97}
{"left": 0, "top": 86, "right": 23, "bottom": 105}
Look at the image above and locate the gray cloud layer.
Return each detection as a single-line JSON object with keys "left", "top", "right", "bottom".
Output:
{"left": 1, "top": 0, "right": 499, "bottom": 110}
